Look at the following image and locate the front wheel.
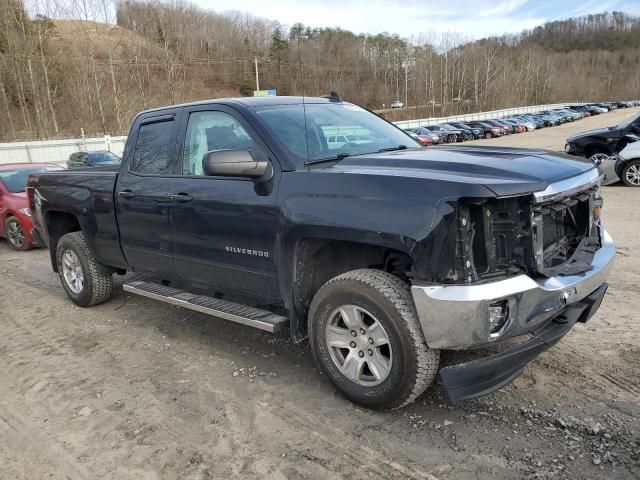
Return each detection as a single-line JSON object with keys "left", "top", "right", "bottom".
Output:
{"left": 622, "top": 159, "right": 640, "bottom": 187}
{"left": 56, "top": 231, "right": 113, "bottom": 307}
{"left": 308, "top": 269, "right": 440, "bottom": 410}
{"left": 484, "top": 132, "right": 493, "bottom": 139}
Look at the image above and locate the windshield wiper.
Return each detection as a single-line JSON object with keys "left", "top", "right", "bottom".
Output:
{"left": 304, "top": 152, "right": 350, "bottom": 166}
{"left": 378, "top": 145, "right": 407, "bottom": 152}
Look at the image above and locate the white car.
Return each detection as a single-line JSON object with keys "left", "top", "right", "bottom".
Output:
{"left": 390, "top": 100, "right": 405, "bottom": 109}
{"left": 326, "top": 134, "right": 370, "bottom": 150}
{"left": 594, "top": 135, "right": 640, "bottom": 186}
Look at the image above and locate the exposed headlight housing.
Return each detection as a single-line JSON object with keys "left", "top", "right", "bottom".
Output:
{"left": 20, "top": 207, "right": 32, "bottom": 217}
{"left": 488, "top": 300, "right": 510, "bottom": 339}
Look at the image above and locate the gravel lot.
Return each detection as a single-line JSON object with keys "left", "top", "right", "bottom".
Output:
{"left": 1, "top": 108, "right": 639, "bottom": 480}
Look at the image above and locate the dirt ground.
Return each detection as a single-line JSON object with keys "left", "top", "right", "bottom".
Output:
{"left": 1, "top": 108, "right": 639, "bottom": 480}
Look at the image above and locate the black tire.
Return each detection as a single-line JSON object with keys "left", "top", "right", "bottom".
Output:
{"left": 4, "top": 216, "right": 31, "bottom": 251}
{"left": 484, "top": 132, "right": 493, "bottom": 139}
{"left": 308, "top": 269, "right": 440, "bottom": 410}
{"left": 621, "top": 159, "right": 640, "bottom": 187}
{"left": 56, "top": 231, "right": 113, "bottom": 307}
{"left": 447, "top": 134, "right": 456, "bottom": 143}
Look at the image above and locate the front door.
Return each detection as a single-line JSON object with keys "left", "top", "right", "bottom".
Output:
{"left": 116, "top": 111, "right": 180, "bottom": 276}
{"left": 169, "top": 106, "right": 281, "bottom": 300}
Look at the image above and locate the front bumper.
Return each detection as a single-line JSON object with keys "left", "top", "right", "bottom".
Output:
{"left": 410, "top": 228, "right": 615, "bottom": 350}
{"left": 438, "top": 283, "right": 607, "bottom": 404}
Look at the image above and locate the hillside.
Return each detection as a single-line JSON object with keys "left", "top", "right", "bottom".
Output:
{"left": 0, "top": 1, "right": 639, "bottom": 141}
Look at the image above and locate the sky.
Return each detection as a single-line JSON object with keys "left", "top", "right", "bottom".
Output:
{"left": 193, "top": 0, "right": 640, "bottom": 39}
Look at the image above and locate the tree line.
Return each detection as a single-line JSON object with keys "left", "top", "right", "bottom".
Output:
{"left": 1, "top": 0, "right": 639, "bottom": 141}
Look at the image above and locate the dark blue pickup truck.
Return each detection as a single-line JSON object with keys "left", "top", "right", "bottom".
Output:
{"left": 28, "top": 96, "right": 615, "bottom": 410}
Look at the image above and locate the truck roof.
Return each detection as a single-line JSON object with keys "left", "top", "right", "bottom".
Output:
{"left": 139, "top": 96, "right": 344, "bottom": 116}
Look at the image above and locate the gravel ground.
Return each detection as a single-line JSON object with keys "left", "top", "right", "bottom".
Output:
{"left": 0, "top": 108, "right": 639, "bottom": 479}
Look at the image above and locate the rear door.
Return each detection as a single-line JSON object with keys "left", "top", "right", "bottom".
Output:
{"left": 168, "top": 105, "right": 281, "bottom": 300}
{"left": 115, "top": 110, "right": 180, "bottom": 276}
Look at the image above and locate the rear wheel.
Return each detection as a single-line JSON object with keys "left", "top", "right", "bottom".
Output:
{"left": 5, "top": 216, "right": 30, "bottom": 251}
{"left": 309, "top": 269, "right": 440, "bottom": 410}
{"left": 621, "top": 160, "right": 640, "bottom": 187}
{"left": 56, "top": 231, "right": 113, "bottom": 307}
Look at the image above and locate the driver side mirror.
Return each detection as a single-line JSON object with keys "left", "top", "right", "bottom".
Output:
{"left": 202, "top": 149, "right": 272, "bottom": 180}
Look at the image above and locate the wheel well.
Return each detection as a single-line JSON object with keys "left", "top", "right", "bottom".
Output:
{"left": 45, "top": 211, "right": 81, "bottom": 272}
{"left": 291, "top": 239, "right": 413, "bottom": 336}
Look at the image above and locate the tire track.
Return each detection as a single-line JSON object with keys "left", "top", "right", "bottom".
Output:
{"left": 259, "top": 400, "right": 442, "bottom": 480}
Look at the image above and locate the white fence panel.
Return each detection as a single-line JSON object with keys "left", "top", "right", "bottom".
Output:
{"left": 0, "top": 136, "right": 127, "bottom": 165}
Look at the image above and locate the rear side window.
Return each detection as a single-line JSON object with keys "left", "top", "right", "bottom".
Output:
{"left": 131, "top": 120, "right": 174, "bottom": 174}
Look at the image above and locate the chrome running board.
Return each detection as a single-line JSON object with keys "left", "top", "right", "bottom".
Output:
{"left": 123, "top": 280, "right": 287, "bottom": 333}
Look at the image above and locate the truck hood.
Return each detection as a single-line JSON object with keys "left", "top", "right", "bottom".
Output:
{"left": 323, "top": 146, "right": 595, "bottom": 197}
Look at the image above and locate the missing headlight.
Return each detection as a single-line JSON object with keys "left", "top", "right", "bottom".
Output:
{"left": 488, "top": 300, "right": 510, "bottom": 338}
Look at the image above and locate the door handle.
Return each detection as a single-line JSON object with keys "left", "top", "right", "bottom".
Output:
{"left": 118, "top": 190, "right": 136, "bottom": 199}
{"left": 168, "top": 193, "right": 193, "bottom": 203}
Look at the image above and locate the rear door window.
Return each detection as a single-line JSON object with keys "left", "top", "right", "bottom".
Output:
{"left": 131, "top": 119, "right": 175, "bottom": 175}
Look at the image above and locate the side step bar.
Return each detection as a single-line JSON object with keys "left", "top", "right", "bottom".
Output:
{"left": 123, "top": 280, "right": 288, "bottom": 333}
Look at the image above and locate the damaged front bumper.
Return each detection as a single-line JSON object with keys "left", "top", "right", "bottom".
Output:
{"left": 410, "top": 227, "right": 615, "bottom": 402}
{"left": 438, "top": 283, "right": 607, "bottom": 404}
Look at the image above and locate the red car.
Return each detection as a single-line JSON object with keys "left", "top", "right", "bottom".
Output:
{"left": 403, "top": 128, "right": 434, "bottom": 146}
{"left": 0, "top": 163, "right": 63, "bottom": 250}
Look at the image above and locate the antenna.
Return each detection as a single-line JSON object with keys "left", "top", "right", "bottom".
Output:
{"left": 321, "top": 91, "right": 342, "bottom": 102}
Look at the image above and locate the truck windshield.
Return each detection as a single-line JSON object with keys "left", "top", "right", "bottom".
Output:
{"left": 251, "top": 103, "right": 418, "bottom": 167}
{"left": 0, "top": 166, "right": 62, "bottom": 193}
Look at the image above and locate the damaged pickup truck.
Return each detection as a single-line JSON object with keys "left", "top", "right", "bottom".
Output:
{"left": 28, "top": 96, "right": 615, "bottom": 410}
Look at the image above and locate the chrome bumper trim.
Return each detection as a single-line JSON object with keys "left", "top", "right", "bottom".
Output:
{"left": 533, "top": 168, "right": 600, "bottom": 203}
{"left": 411, "top": 228, "right": 615, "bottom": 350}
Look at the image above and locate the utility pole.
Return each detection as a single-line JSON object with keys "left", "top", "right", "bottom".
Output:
{"left": 405, "top": 64, "right": 409, "bottom": 109}
{"left": 254, "top": 57, "right": 260, "bottom": 91}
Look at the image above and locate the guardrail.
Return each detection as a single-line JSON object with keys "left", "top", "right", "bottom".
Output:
{"left": 0, "top": 102, "right": 588, "bottom": 165}
{"left": 0, "top": 135, "right": 127, "bottom": 165}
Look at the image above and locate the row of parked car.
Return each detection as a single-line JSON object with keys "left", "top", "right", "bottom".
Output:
{"left": 402, "top": 101, "right": 640, "bottom": 146}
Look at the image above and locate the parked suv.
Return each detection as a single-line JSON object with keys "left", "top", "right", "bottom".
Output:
{"left": 448, "top": 122, "right": 483, "bottom": 139}
{"left": 466, "top": 121, "right": 504, "bottom": 139}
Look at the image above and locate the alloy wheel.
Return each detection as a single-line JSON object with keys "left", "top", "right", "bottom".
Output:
{"left": 589, "top": 153, "right": 610, "bottom": 165}
{"left": 62, "top": 249, "right": 85, "bottom": 294}
{"left": 325, "top": 305, "right": 393, "bottom": 386}
{"left": 625, "top": 164, "right": 640, "bottom": 186}
{"left": 6, "top": 219, "right": 25, "bottom": 248}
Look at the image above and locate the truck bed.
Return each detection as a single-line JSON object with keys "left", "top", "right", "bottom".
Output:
{"left": 29, "top": 168, "right": 127, "bottom": 270}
